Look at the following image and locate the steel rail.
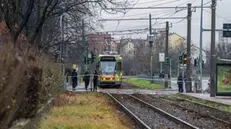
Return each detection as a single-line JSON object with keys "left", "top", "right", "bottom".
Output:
{"left": 129, "top": 95, "right": 199, "bottom": 129}
{"left": 107, "top": 93, "right": 151, "bottom": 129}
{"left": 164, "top": 96, "right": 231, "bottom": 126}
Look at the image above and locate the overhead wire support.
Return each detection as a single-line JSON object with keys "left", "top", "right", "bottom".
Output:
{"left": 99, "top": 17, "right": 186, "bottom": 21}
{"left": 100, "top": 27, "right": 165, "bottom": 33}
{"left": 106, "top": 6, "right": 210, "bottom": 10}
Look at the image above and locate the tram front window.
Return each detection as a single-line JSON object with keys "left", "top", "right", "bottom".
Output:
{"left": 100, "top": 61, "right": 116, "bottom": 75}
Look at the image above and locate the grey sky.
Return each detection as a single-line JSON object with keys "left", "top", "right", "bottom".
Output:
{"left": 100, "top": 0, "right": 231, "bottom": 50}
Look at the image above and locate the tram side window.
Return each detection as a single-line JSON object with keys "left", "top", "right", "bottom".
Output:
{"left": 116, "top": 62, "right": 122, "bottom": 71}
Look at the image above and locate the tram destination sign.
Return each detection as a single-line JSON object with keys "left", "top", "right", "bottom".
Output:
{"left": 101, "top": 56, "right": 116, "bottom": 61}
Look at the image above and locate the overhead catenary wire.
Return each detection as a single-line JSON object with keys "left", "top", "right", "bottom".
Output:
{"left": 99, "top": 17, "right": 186, "bottom": 21}
{"left": 115, "top": 0, "right": 141, "bottom": 30}
{"left": 203, "top": 9, "right": 231, "bottom": 22}
{"left": 106, "top": 6, "right": 210, "bottom": 10}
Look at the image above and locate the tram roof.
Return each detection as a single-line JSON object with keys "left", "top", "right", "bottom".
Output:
{"left": 98, "top": 54, "right": 122, "bottom": 61}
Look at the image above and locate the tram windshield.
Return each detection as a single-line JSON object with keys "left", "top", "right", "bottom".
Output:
{"left": 100, "top": 61, "right": 116, "bottom": 75}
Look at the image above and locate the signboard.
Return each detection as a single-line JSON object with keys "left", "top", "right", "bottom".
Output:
{"left": 101, "top": 56, "right": 115, "bottom": 61}
{"left": 159, "top": 53, "right": 165, "bottom": 62}
{"left": 216, "top": 64, "right": 231, "bottom": 96}
{"left": 223, "top": 23, "right": 231, "bottom": 37}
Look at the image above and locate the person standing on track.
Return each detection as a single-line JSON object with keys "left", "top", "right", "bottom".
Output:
{"left": 83, "top": 69, "right": 90, "bottom": 91}
{"left": 177, "top": 73, "right": 183, "bottom": 93}
{"left": 71, "top": 69, "right": 78, "bottom": 91}
{"left": 93, "top": 70, "right": 98, "bottom": 92}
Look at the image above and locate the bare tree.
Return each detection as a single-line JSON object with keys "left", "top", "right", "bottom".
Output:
{"left": 0, "top": 0, "right": 127, "bottom": 46}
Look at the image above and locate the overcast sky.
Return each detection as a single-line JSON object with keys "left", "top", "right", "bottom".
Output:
{"left": 99, "top": 0, "right": 231, "bottom": 49}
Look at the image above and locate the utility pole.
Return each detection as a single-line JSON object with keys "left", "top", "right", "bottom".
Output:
{"left": 149, "top": 14, "right": 153, "bottom": 82}
{"left": 82, "top": 20, "right": 88, "bottom": 70}
{"left": 60, "top": 15, "right": 65, "bottom": 91}
{"left": 186, "top": 3, "right": 192, "bottom": 92}
{"left": 210, "top": 0, "right": 216, "bottom": 97}
{"left": 164, "top": 21, "right": 169, "bottom": 88}
{"left": 148, "top": 14, "right": 154, "bottom": 83}
{"left": 198, "top": 0, "right": 204, "bottom": 92}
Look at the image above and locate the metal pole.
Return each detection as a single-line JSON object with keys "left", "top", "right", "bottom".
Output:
{"left": 59, "top": 15, "right": 63, "bottom": 75}
{"left": 164, "top": 21, "right": 169, "bottom": 88}
{"left": 149, "top": 14, "right": 152, "bottom": 35}
{"left": 210, "top": 0, "right": 217, "bottom": 97}
{"left": 149, "top": 14, "right": 153, "bottom": 83}
{"left": 198, "top": 0, "right": 204, "bottom": 92}
{"left": 60, "top": 15, "right": 65, "bottom": 91}
{"left": 170, "top": 58, "right": 172, "bottom": 79}
{"left": 186, "top": 3, "right": 192, "bottom": 92}
{"left": 66, "top": 17, "right": 68, "bottom": 62}
{"left": 82, "top": 20, "right": 88, "bottom": 70}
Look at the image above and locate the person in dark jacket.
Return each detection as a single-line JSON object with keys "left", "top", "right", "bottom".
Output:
{"left": 71, "top": 69, "right": 78, "bottom": 91}
{"left": 93, "top": 70, "right": 98, "bottom": 92}
{"left": 177, "top": 73, "right": 183, "bottom": 93}
{"left": 83, "top": 70, "right": 90, "bottom": 91}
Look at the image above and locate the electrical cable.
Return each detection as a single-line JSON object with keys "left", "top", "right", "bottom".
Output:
{"left": 115, "top": 0, "right": 141, "bottom": 31}
{"left": 137, "top": 0, "right": 168, "bottom": 5}
{"left": 203, "top": 9, "right": 231, "bottom": 22}
{"left": 149, "top": 0, "right": 181, "bottom": 7}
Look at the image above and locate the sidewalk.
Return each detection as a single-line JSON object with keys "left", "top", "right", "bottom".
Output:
{"left": 65, "top": 83, "right": 94, "bottom": 92}
{"left": 182, "top": 93, "right": 231, "bottom": 106}
{"left": 65, "top": 83, "right": 178, "bottom": 95}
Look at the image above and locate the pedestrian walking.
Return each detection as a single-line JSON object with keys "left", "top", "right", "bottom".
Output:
{"left": 83, "top": 70, "right": 90, "bottom": 91}
{"left": 177, "top": 73, "right": 183, "bottom": 93}
{"left": 93, "top": 70, "right": 98, "bottom": 92}
{"left": 71, "top": 69, "right": 78, "bottom": 91}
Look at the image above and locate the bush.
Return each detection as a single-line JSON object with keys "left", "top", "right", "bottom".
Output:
{"left": 0, "top": 22, "right": 61, "bottom": 129}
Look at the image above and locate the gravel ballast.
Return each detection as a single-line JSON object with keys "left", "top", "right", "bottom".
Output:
{"left": 113, "top": 94, "right": 191, "bottom": 129}
{"left": 136, "top": 94, "right": 230, "bottom": 129}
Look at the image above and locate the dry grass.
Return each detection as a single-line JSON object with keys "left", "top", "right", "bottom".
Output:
{"left": 38, "top": 92, "right": 131, "bottom": 129}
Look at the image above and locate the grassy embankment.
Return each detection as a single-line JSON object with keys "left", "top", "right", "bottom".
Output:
{"left": 38, "top": 92, "right": 131, "bottom": 129}
{"left": 0, "top": 22, "right": 61, "bottom": 129}
{"left": 124, "top": 77, "right": 162, "bottom": 89}
{"left": 173, "top": 94, "right": 231, "bottom": 112}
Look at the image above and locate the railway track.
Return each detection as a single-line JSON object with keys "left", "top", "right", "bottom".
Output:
{"left": 108, "top": 93, "right": 199, "bottom": 129}
{"left": 159, "top": 96, "right": 231, "bottom": 126}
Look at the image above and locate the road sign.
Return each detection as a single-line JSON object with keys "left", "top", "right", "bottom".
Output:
{"left": 159, "top": 53, "right": 165, "bottom": 62}
{"left": 223, "top": 23, "right": 231, "bottom": 37}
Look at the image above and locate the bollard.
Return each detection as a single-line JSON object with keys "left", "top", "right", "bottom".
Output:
{"left": 194, "top": 86, "right": 196, "bottom": 93}
{"left": 117, "top": 89, "right": 120, "bottom": 94}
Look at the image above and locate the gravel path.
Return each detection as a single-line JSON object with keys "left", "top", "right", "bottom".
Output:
{"left": 136, "top": 94, "right": 230, "bottom": 129}
{"left": 113, "top": 94, "right": 190, "bottom": 129}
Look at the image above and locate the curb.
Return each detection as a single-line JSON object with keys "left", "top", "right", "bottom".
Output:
{"left": 10, "top": 98, "right": 54, "bottom": 129}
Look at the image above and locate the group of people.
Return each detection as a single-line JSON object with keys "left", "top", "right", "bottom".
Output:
{"left": 71, "top": 69, "right": 98, "bottom": 91}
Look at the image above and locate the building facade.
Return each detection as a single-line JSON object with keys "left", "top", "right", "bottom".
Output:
{"left": 87, "top": 33, "right": 117, "bottom": 54}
